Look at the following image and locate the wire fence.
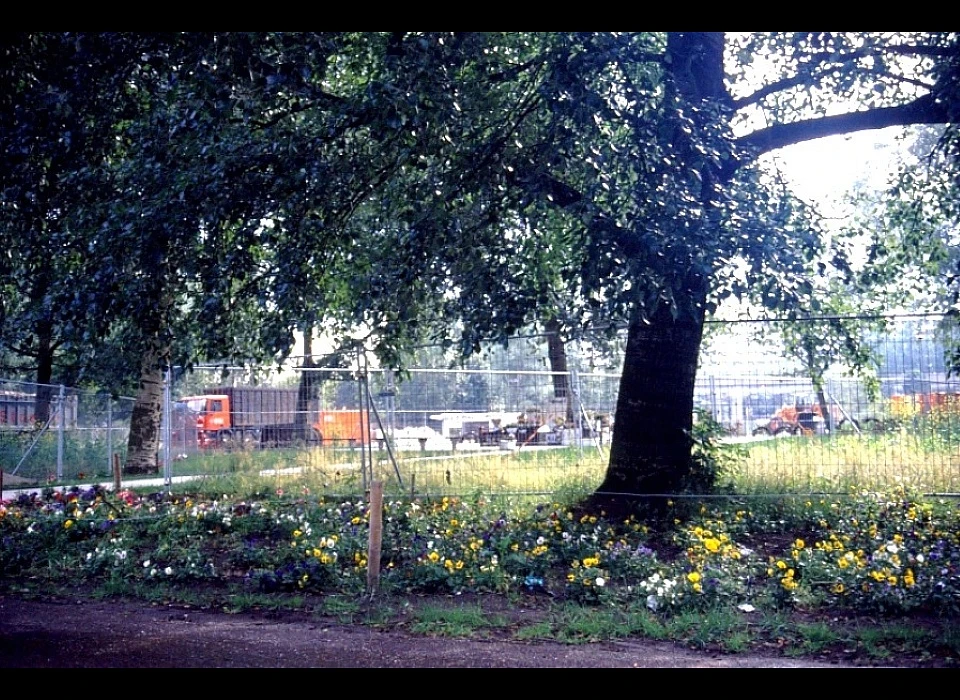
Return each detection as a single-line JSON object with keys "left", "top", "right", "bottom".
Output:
{"left": 0, "top": 379, "right": 134, "bottom": 483}
{"left": 3, "top": 314, "right": 959, "bottom": 497}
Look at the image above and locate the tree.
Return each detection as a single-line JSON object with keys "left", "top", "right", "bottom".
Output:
{"left": 0, "top": 34, "right": 151, "bottom": 419}
{"left": 336, "top": 33, "right": 960, "bottom": 518}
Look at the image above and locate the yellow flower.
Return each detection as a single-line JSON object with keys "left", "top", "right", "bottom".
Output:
{"left": 428, "top": 551, "right": 440, "bottom": 563}
{"left": 63, "top": 519, "right": 74, "bottom": 530}
{"left": 832, "top": 582, "right": 845, "bottom": 594}
{"left": 776, "top": 560, "right": 787, "bottom": 570}
{"left": 567, "top": 573, "right": 576, "bottom": 582}
{"left": 687, "top": 571, "right": 701, "bottom": 584}
{"left": 703, "top": 538, "right": 720, "bottom": 553}
{"left": 293, "top": 529, "right": 303, "bottom": 538}
{"left": 904, "top": 569, "right": 915, "bottom": 587}
{"left": 692, "top": 582, "right": 702, "bottom": 593}
{"left": 794, "top": 539, "right": 805, "bottom": 550}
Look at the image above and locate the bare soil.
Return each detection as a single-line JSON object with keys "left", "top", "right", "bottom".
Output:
{"left": 0, "top": 593, "right": 913, "bottom": 668}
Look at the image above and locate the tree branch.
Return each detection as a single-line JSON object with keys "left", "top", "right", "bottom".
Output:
{"left": 731, "top": 93, "right": 951, "bottom": 168}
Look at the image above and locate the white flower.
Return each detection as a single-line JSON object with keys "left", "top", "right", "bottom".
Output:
{"left": 536, "top": 536, "right": 545, "bottom": 546}
{"left": 916, "top": 554, "right": 925, "bottom": 564}
{"left": 737, "top": 603, "right": 756, "bottom": 613}
{"left": 595, "top": 577, "right": 605, "bottom": 587}
{"left": 143, "top": 560, "right": 151, "bottom": 568}
{"left": 164, "top": 567, "right": 173, "bottom": 576}
{"left": 887, "top": 543, "right": 899, "bottom": 554}
{"left": 646, "top": 594, "right": 659, "bottom": 612}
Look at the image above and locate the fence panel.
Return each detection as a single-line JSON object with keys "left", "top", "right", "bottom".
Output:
{"left": 0, "top": 379, "right": 133, "bottom": 483}
{"left": 5, "top": 314, "right": 958, "bottom": 498}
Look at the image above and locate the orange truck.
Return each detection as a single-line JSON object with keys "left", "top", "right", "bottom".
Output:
{"left": 177, "top": 387, "right": 370, "bottom": 449}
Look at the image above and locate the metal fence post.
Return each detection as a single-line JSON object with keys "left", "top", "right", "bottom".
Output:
{"left": 163, "top": 367, "right": 172, "bottom": 491}
{"left": 56, "top": 384, "right": 65, "bottom": 480}
{"left": 106, "top": 393, "right": 113, "bottom": 476}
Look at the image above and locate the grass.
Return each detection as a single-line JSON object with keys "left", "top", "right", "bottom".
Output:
{"left": 409, "top": 603, "right": 510, "bottom": 637}
{"left": 9, "top": 422, "right": 960, "bottom": 499}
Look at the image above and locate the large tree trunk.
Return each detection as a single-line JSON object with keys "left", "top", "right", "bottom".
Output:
{"left": 544, "top": 317, "right": 573, "bottom": 424}
{"left": 295, "top": 327, "right": 317, "bottom": 442}
{"left": 33, "top": 318, "right": 55, "bottom": 426}
{"left": 582, "top": 33, "right": 723, "bottom": 522}
{"left": 124, "top": 340, "right": 167, "bottom": 474}
{"left": 589, "top": 300, "right": 706, "bottom": 519}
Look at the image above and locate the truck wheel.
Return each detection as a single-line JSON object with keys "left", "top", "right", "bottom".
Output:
{"left": 219, "top": 430, "right": 235, "bottom": 448}
{"left": 241, "top": 429, "right": 258, "bottom": 448}
{"left": 752, "top": 426, "right": 771, "bottom": 436}
{"left": 836, "top": 418, "right": 860, "bottom": 433}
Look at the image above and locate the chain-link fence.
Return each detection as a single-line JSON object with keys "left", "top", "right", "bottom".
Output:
{"left": 4, "top": 314, "right": 959, "bottom": 497}
{"left": 0, "top": 379, "right": 134, "bottom": 483}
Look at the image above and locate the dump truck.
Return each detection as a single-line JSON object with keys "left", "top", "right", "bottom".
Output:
{"left": 177, "top": 387, "right": 370, "bottom": 449}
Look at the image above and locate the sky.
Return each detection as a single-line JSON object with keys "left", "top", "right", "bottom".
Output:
{"left": 770, "top": 126, "right": 908, "bottom": 216}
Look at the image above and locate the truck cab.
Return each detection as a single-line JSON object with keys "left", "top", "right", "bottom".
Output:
{"left": 180, "top": 394, "right": 244, "bottom": 447}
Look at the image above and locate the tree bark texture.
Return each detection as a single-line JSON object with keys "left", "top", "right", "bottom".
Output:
{"left": 595, "top": 302, "right": 705, "bottom": 505}
{"left": 124, "top": 342, "right": 165, "bottom": 474}
{"left": 544, "top": 318, "right": 573, "bottom": 423}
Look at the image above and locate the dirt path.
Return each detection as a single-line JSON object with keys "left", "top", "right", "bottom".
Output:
{"left": 0, "top": 595, "right": 881, "bottom": 668}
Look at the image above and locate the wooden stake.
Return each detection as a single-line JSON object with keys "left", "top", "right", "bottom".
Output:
{"left": 366, "top": 480, "right": 383, "bottom": 595}
{"left": 113, "top": 453, "right": 121, "bottom": 492}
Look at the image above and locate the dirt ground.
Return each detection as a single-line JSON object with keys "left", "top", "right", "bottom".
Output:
{"left": 0, "top": 593, "right": 893, "bottom": 668}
